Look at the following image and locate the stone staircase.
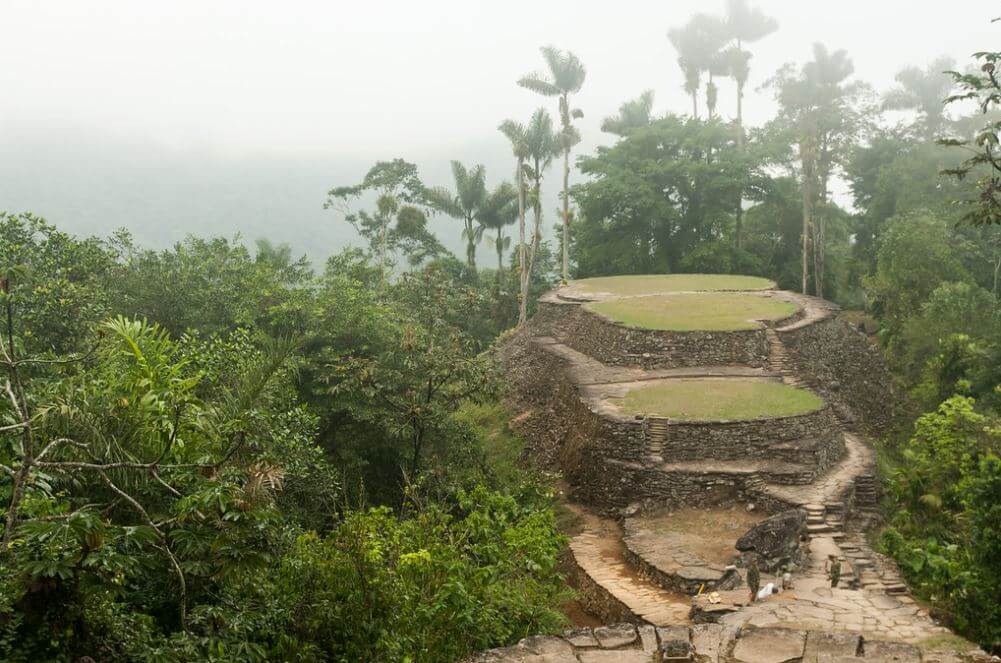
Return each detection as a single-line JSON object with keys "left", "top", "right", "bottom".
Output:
{"left": 644, "top": 418, "right": 669, "bottom": 457}
{"left": 853, "top": 474, "right": 880, "bottom": 508}
{"left": 765, "top": 326, "right": 807, "bottom": 388}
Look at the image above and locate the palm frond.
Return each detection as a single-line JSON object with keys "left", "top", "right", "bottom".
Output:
{"left": 424, "top": 185, "right": 464, "bottom": 219}
{"left": 518, "top": 74, "right": 561, "bottom": 97}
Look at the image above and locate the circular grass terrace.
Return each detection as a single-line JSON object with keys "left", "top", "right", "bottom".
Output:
{"left": 569, "top": 274, "right": 775, "bottom": 296}
{"left": 586, "top": 292, "right": 798, "bottom": 331}
{"left": 617, "top": 378, "right": 823, "bottom": 421}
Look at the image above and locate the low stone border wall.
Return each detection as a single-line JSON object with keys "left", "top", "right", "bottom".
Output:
{"left": 621, "top": 531, "right": 741, "bottom": 595}
{"left": 561, "top": 553, "right": 645, "bottom": 627}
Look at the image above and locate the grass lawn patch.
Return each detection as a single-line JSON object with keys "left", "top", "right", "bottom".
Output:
{"left": 617, "top": 378, "right": 823, "bottom": 420}
{"left": 570, "top": 274, "right": 774, "bottom": 296}
{"left": 587, "top": 292, "right": 798, "bottom": 331}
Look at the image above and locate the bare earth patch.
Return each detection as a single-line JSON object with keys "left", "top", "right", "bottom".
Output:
{"left": 587, "top": 292, "right": 798, "bottom": 331}
{"left": 569, "top": 273, "right": 775, "bottom": 296}
{"left": 635, "top": 506, "right": 763, "bottom": 567}
{"left": 617, "top": 377, "right": 823, "bottom": 420}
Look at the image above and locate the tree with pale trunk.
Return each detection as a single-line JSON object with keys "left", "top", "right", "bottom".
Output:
{"left": 498, "top": 119, "right": 531, "bottom": 324}
{"left": 769, "top": 44, "right": 869, "bottom": 298}
{"left": 518, "top": 46, "right": 586, "bottom": 284}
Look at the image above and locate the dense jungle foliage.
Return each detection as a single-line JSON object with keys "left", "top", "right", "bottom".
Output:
{"left": 0, "top": 212, "right": 567, "bottom": 661}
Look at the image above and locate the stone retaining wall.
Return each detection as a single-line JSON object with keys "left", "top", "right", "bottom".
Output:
{"left": 502, "top": 336, "right": 848, "bottom": 513}
{"left": 561, "top": 554, "right": 644, "bottom": 627}
{"left": 541, "top": 301, "right": 771, "bottom": 369}
{"left": 780, "top": 316, "right": 913, "bottom": 436}
{"left": 652, "top": 409, "right": 843, "bottom": 470}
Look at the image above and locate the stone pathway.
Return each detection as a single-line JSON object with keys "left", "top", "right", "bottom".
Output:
{"left": 660, "top": 458, "right": 817, "bottom": 485}
{"left": 773, "top": 291, "right": 838, "bottom": 332}
{"left": 469, "top": 623, "right": 986, "bottom": 662}
{"left": 538, "top": 337, "right": 775, "bottom": 388}
{"left": 749, "top": 432, "right": 874, "bottom": 508}
{"left": 567, "top": 506, "right": 691, "bottom": 627}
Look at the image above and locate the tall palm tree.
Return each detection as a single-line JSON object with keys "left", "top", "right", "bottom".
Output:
{"left": 518, "top": 46, "right": 586, "bottom": 284}
{"left": 668, "top": 30, "right": 702, "bottom": 118}
{"left": 883, "top": 56, "right": 956, "bottom": 138}
{"left": 476, "top": 183, "right": 519, "bottom": 280}
{"left": 498, "top": 119, "right": 531, "bottom": 324}
{"left": 719, "top": 1, "right": 776, "bottom": 250}
{"left": 601, "top": 91, "right": 655, "bottom": 136}
{"left": 668, "top": 14, "right": 727, "bottom": 120}
{"left": 724, "top": 0, "right": 778, "bottom": 144}
{"left": 424, "top": 161, "right": 488, "bottom": 270}
{"left": 523, "top": 108, "right": 560, "bottom": 306}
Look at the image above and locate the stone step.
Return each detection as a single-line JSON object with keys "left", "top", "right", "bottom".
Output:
{"left": 806, "top": 523, "right": 832, "bottom": 534}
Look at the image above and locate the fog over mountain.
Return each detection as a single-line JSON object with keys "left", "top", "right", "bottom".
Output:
{"left": 1, "top": 1, "right": 995, "bottom": 258}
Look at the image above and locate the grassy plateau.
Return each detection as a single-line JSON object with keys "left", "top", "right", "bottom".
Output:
{"left": 586, "top": 292, "right": 798, "bottom": 331}
{"left": 618, "top": 378, "right": 823, "bottom": 420}
{"left": 569, "top": 273, "right": 775, "bottom": 296}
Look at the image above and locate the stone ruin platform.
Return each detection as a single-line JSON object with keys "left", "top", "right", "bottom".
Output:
{"left": 494, "top": 275, "right": 974, "bottom": 661}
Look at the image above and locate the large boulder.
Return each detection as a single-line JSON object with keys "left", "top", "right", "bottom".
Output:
{"left": 735, "top": 509, "right": 805, "bottom": 571}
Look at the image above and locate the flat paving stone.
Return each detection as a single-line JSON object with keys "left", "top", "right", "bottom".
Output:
{"left": 564, "top": 627, "right": 599, "bottom": 648}
{"left": 863, "top": 640, "right": 923, "bottom": 662}
{"left": 594, "top": 624, "right": 638, "bottom": 649}
{"left": 731, "top": 627, "right": 807, "bottom": 663}
{"left": 804, "top": 630, "right": 861, "bottom": 660}
{"left": 578, "top": 651, "right": 654, "bottom": 663}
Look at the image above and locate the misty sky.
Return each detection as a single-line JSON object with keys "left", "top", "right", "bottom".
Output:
{"left": 1, "top": 1, "right": 997, "bottom": 260}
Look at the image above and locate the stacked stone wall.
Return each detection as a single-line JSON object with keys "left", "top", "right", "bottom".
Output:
{"left": 543, "top": 302, "right": 771, "bottom": 368}
{"left": 780, "top": 317, "right": 913, "bottom": 436}
{"left": 655, "top": 409, "right": 842, "bottom": 470}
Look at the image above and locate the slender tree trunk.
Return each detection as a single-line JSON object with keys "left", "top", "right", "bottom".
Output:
{"left": 692, "top": 92, "right": 698, "bottom": 119}
{"left": 497, "top": 234, "right": 504, "bottom": 280}
{"left": 522, "top": 168, "right": 544, "bottom": 321}
{"left": 465, "top": 219, "right": 477, "bottom": 271}
{"left": 516, "top": 157, "right": 529, "bottom": 326}
{"left": 379, "top": 220, "right": 389, "bottom": 285}
{"left": 562, "top": 147, "right": 570, "bottom": 283}
{"left": 735, "top": 79, "right": 745, "bottom": 250}
{"left": 812, "top": 211, "right": 824, "bottom": 299}
{"left": 993, "top": 253, "right": 1000, "bottom": 295}
{"left": 800, "top": 139, "right": 813, "bottom": 295}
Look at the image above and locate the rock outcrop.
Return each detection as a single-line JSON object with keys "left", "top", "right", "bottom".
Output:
{"left": 734, "top": 510, "right": 805, "bottom": 572}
